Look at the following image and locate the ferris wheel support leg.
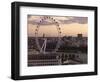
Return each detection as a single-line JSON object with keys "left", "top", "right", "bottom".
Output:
{"left": 40, "top": 41, "right": 45, "bottom": 53}
{"left": 44, "top": 39, "right": 47, "bottom": 53}
{"left": 40, "top": 38, "right": 47, "bottom": 54}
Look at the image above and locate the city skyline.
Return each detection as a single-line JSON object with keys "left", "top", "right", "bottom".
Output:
{"left": 28, "top": 15, "right": 88, "bottom": 37}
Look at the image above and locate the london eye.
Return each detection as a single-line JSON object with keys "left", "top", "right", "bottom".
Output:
{"left": 35, "top": 16, "right": 62, "bottom": 54}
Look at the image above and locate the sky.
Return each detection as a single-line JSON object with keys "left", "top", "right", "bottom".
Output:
{"left": 27, "top": 15, "right": 88, "bottom": 37}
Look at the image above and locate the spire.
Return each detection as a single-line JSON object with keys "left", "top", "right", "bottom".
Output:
{"left": 43, "top": 33, "right": 45, "bottom": 38}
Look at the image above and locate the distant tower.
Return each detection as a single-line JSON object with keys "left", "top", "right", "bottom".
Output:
{"left": 77, "top": 34, "right": 83, "bottom": 38}
{"left": 43, "top": 33, "right": 45, "bottom": 38}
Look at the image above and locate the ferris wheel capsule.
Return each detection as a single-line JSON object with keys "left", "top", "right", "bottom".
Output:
{"left": 58, "top": 27, "right": 60, "bottom": 30}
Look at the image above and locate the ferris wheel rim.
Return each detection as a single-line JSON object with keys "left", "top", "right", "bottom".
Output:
{"left": 34, "top": 16, "right": 61, "bottom": 53}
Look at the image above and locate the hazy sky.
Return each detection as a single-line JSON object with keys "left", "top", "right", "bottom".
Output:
{"left": 28, "top": 15, "right": 88, "bottom": 37}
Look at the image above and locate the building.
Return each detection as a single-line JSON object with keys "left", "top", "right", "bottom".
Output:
{"left": 77, "top": 34, "right": 83, "bottom": 38}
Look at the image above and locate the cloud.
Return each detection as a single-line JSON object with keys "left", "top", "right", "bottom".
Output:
{"left": 28, "top": 18, "right": 56, "bottom": 25}
{"left": 28, "top": 15, "right": 88, "bottom": 25}
{"left": 71, "top": 17, "right": 88, "bottom": 24}
{"left": 59, "top": 17, "right": 88, "bottom": 24}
